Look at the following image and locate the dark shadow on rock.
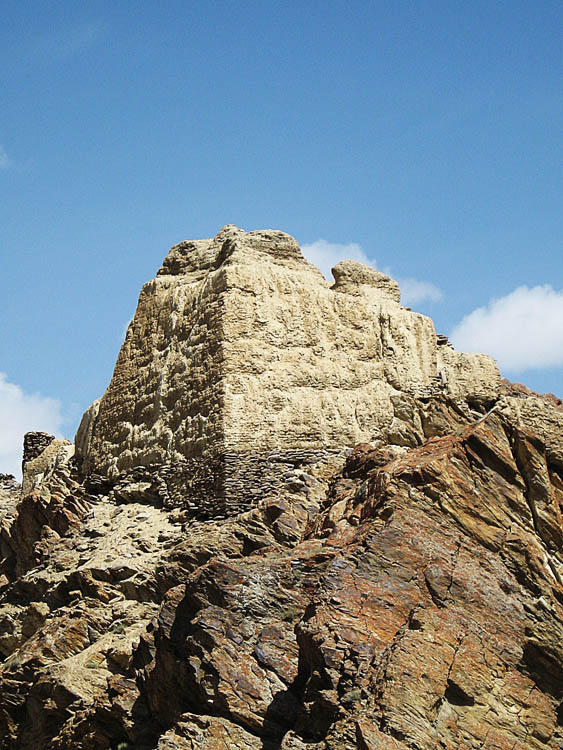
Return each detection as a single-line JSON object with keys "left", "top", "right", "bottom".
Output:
{"left": 260, "top": 686, "right": 303, "bottom": 748}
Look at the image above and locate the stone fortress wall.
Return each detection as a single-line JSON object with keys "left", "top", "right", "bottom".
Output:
{"left": 74, "top": 225, "right": 502, "bottom": 513}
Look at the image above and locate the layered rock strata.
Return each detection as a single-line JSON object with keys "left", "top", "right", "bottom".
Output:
{"left": 0, "top": 395, "right": 562, "bottom": 748}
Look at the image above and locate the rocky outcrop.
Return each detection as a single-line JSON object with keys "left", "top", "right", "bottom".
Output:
{"left": 75, "top": 226, "right": 501, "bottom": 514}
{"left": 21, "top": 435, "right": 74, "bottom": 495}
{"left": 0, "top": 226, "right": 562, "bottom": 749}
{"left": 1, "top": 395, "right": 562, "bottom": 749}
{"left": 22, "top": 432, "right": 55, "bottom": 467}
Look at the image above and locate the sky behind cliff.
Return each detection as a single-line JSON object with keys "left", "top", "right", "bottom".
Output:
{"left": 1, "top": 0, "right": 562, "bottom": 476}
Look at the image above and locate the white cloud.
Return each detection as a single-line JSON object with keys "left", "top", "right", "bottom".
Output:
{"left": 301, "top": 239, "right": 373, "bottom": 280}
{"left": 301, "top": 238, "right": 442, "bottom": 305}
{"left": 399, "top": 278, "right": 443, "bottom": 305}
{"left": 0, "top": 146, "right": 11, "bottom": 170}
{"left": 0, "top": 373, "right": 67, "bottom": 480}
{"left": 450, "top": 285, "right": 563, "bottom": 372}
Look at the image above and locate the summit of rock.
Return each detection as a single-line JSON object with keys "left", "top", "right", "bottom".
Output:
{"left": 157, "top": 225, "right": 316, "bottom": 279}
{"left": 75, "top": 226, "right": 501, "bottom": 505}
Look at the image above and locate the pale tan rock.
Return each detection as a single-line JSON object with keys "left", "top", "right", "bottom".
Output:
{"left": 331, "top": 259, "right": 400, "bottom": 301}
{"left": 0, "top": 475, "right": 20, "bottom": 563}
{"left": 502, "top": 393, "right": 563, "bottom": 470}
{"left": 74, "top": 398, "right": 100, "bottom": 472}
{"left": 157, "top": 713, "right": 266, "bottom": 749}
{"left": 75, "top": 226, "right": 500, "bottom": 494}
{"left": 22, "top": 439, "right": 74, "bottom": 494}
{"left": 437, "top": 345, "right": 501, "bottom": 405}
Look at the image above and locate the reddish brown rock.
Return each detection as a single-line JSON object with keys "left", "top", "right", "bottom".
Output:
{"left": 2, "top": 403, "right": 563, "bottom": 748}
{"left": 127, "top": 411, "right": 563, "bottom": 749}
{"left": 1, "top": 404, "right": 562, "bottom": 749}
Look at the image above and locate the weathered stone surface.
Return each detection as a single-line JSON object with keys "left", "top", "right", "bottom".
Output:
{"left": 99, "top": 411, "right": 558, "bottom": 750}
{"left": 0, "top": 423, "right": 341, "bottom": 748}
{"left": 156, "top": 713, "right": 269, "bottom": 749}
{"left": 75, "top": 226, "right": 500, "bottom": 511}
{"left": 0, "top": 475, "right": 20, "bottom": 573}
{"left": 501, "top": 388, "right": 563, "bottom": 471}
{"left": 0, "top": 226, "right": 561, "bottom": 749}
{"left": 331, "top": 260, "right": 401, "bottom": 301}
{"left": 21, "top": 438, "right": 74, "bottom": 495}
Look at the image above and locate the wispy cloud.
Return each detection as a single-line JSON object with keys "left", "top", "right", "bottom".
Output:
{"left": 450, "top": 285, "right": 563, "bottom": 372}
{"left": 399, "top": 278, "right": 443, "bottom": 305}
{"left": 301, "top": 238, "right": 442, "bottom": 306}
{"left": 0, "top": 146, "right": 11, "bottom": 170}
{"left": 0, "top": 373, "right": 67, "bottom": 480}
{"left": 301, "top": 240, "right": 372, "bottom": 280}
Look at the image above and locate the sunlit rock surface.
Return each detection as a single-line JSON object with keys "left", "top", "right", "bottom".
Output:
{"left": 0, "top": 227, "right": 562, "bottom": 749}
{"left": 76, "top": 226, "right": 501, "bottom": 515}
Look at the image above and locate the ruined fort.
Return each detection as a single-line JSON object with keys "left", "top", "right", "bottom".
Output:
{"left": 73, "top": 225, "right": 500, "bottom": 514}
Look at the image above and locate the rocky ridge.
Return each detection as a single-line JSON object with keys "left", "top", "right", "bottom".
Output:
{"left": 0, "top": 227, "right": 562, "bottom": 749}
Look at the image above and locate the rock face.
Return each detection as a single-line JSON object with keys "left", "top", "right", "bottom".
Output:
{"left": 0, "top": 226, "right": 562, "bottom": 749}
{"left": 76, "top": 226, "right": 500, "bottom": 515}
{"left": 21, "top": 432, "right": 74, "bottom": 495}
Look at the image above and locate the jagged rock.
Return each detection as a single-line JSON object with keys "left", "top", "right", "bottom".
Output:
{"left": 22, "top": 432, "right": 55, "bottom": 467}
{"left": 21, "top": 439, "right": 74, "bottom": 495}
{"left": 0, "top": 226, "right": 562, "bottom": 749}
{"left": 100, "top": 411, "right": 560, "bottom": 750}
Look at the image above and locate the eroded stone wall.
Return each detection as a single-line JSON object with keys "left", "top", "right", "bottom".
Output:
{"left": 78, "top": 236, "right": 227, "bottom": 478}
{"left": 76, "top": 225, "right": 502, "bottom": 508}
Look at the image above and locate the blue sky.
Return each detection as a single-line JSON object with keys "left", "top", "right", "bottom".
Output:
{"left": 1, "top": 0, "right": 561, "bottom": 476}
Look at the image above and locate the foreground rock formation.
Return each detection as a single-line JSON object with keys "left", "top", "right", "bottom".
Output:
{"left": 0, "top": 226, "right": 562, "bottom": 749}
